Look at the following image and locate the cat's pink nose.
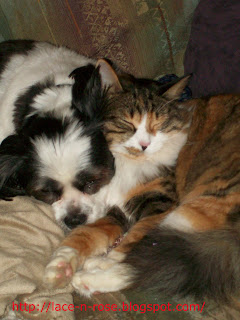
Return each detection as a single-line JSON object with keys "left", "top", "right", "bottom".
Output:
{"left": 140, "top": 141, "right": 150, "bottom": 151}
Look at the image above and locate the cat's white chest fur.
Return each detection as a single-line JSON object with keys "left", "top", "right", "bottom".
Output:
{"left": 72, "top": 128, "right": 188, "bottom": 224}
{"left": 94, "top": 154, "right": 160, "bottom": 208}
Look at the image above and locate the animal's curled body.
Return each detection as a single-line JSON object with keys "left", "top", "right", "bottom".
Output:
{"left": 44, "top": 66, "right": 240, "bottom": 302}
{"left": 0, "top": 40, "right": 186, "bottom": 229}
{"left": 1, "top": 40, "right": 239, "bottom": 303}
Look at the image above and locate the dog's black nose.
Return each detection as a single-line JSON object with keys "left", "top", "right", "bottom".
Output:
{"left": 64, "top": 210, "right": 87, "bottom": 229}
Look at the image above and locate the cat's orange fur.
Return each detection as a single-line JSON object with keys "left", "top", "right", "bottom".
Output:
{"left": 44, "top": 68, "right": 240, "bottom": 302}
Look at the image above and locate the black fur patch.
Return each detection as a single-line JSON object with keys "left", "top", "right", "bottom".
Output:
{"left": 90, "top": 130, "right": 115, "bottom": 172}
{"left": 0, "top": 116, "right": 77, "bottom": 199}
{"left": 71, "top": 66, "right": 108, "bottom": 123}
{"left": 0, "top": 135, "right": 32, "bottom": 199}
{"left": 227, "top": 205, "right": 240, "bottom": 223}
{"left": 125, "top": 192, "right": 174, "bottom": 222}
{"left": 70, "top": 65, "right": 95, "bottom": 97}
{"left": 28, "top": 177, "right": 63, "bottom": 205}
{"left": 107, "top": 206, "right": 130, "bottom": 233}
{"left": 14, "top": 79, "right": 54, "bottom": 132}
{"left": 124, "top": 225, "right": 240, "bottom": 302}
{"left": 73, "top": 154, "right": 114, "bottom": 195}
{"left": 0, "top": 40, "right": 35, "bottom": 77}
{"left": 73, "top": 170, "right": 104, "bottom": 195}
{"left": 21, "top": 113, "right": 70, "bottom": 139}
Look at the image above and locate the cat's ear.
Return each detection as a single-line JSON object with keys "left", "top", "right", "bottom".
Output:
{"left": 117, "top": 73, "right": 140, "bottom": 91}
{"left": 96, "top": 59, "right": 123, "bottom": 93}
{"left": 162, "top": 75, "right": 191, "bottom": 100}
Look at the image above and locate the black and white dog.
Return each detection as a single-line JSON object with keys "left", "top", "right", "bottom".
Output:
{"left": 0, "top": 40, "right": 118, "bottom": 228}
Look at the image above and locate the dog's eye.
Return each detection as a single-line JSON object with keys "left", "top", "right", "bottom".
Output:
{"left": 40, "top": 187, "right": 61, "bottom": 199}
{"left": 84, "top": 180, "right": 96, "bottom": 194}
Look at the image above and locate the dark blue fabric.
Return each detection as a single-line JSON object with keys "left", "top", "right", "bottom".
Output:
{"left": 157, "top": 74, "right": 192, "bottom": 101}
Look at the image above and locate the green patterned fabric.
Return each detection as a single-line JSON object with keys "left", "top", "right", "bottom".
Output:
{"left": 0, "top": 0, "right": 199, "bottom": 78}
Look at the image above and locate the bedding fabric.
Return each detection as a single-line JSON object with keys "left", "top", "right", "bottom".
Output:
{"left": 0, "top": 197, "right": 74, "bottom": 320}
{"left": 0, "top": 197, "right": 240, "bottom": 319}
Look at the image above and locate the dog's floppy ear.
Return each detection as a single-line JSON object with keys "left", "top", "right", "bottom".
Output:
{"left": 0, "top": 135, "right": 29, "bottom": 199}
{"left": 70, "top": 64, "right": 103, "bottom": 122}
{"left": 69, "top": 64, "right": 96, "bottom": 104}
{"left": 70, "top": 60, "right": 122, "bottom": 122}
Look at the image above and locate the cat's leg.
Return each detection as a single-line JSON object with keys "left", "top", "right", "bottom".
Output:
{"left": 72, "top": 213, "right": 166, "bottom": 296}
{"left": 125, "top": 174, "right": 176, "bottom": 223}
{"left": 43, "top": 206, "right": 129, "bottom": 288}
{"left": 71, "top": 174, "right": 177, "bottom": 295}
{"left": 72, "top": 195, "right": 235, "bottom": 297}
{"left": 45, "top": 174, "right": 177, "bottom": 290}
{"left": 81, "top": 213, "right": 168, "bottom": 271}
{"left": 76, "top": 174, "right": 177, "bottom": 274}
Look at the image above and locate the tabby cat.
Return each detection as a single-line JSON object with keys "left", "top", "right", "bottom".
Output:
{"left": 44, "top": 64, "right": 240, "bottom": 303}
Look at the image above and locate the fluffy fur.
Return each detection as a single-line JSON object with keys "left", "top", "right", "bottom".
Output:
{"left": 44, "top": 79, "right": 240, "bottom": 303}
{"left": 0, "top": 40, "right": 115, "bottom": 226}
{"left": 54, "top": 72, "right": 191, "bottom": 226}
{"left": 43, "top": 70, "right": 192, "bottom": 285}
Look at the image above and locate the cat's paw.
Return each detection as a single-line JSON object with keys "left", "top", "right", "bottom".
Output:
{"left": 72, "top": 269, "right": 104, "bottom": 297}
{"left": 72, "top": 261, "right": 131, "bottom": 297}
{"left": 83, "top": 250, "right": 125, "bottom": 272}
{"left": 43, "top": 246, "right": 79, "bottom": 288}
{"left": 107, "top": 250, "right": 126, "bottom": 262}
{"left": 83, "top": 256, "right": 117, "bottom": 271}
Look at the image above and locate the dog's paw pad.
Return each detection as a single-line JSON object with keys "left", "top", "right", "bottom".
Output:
{"left": 43, "top": 246, "right": 78, "bottom": 288}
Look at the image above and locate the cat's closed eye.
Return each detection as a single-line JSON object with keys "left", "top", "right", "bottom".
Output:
{"left": 112, "top": 119, "right": 136, "bottom": 134}
{"left": 122, "top": 119, "right": 136, "bottom": 133}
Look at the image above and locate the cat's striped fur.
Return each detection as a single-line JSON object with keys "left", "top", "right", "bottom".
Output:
{"left": 44, "top": 69, "right": 240, "bottom": 303}
{"left": 44, "top": 70, "right": 189, "bottom": 286}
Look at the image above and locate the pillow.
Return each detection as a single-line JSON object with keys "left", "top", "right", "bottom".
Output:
{"left": 184, "top": 0, "right": 240, "bottom": 97}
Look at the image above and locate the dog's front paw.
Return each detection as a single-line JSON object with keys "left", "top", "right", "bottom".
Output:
{"left": 43, "top": 246, "right": 79, "bottom": 288}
